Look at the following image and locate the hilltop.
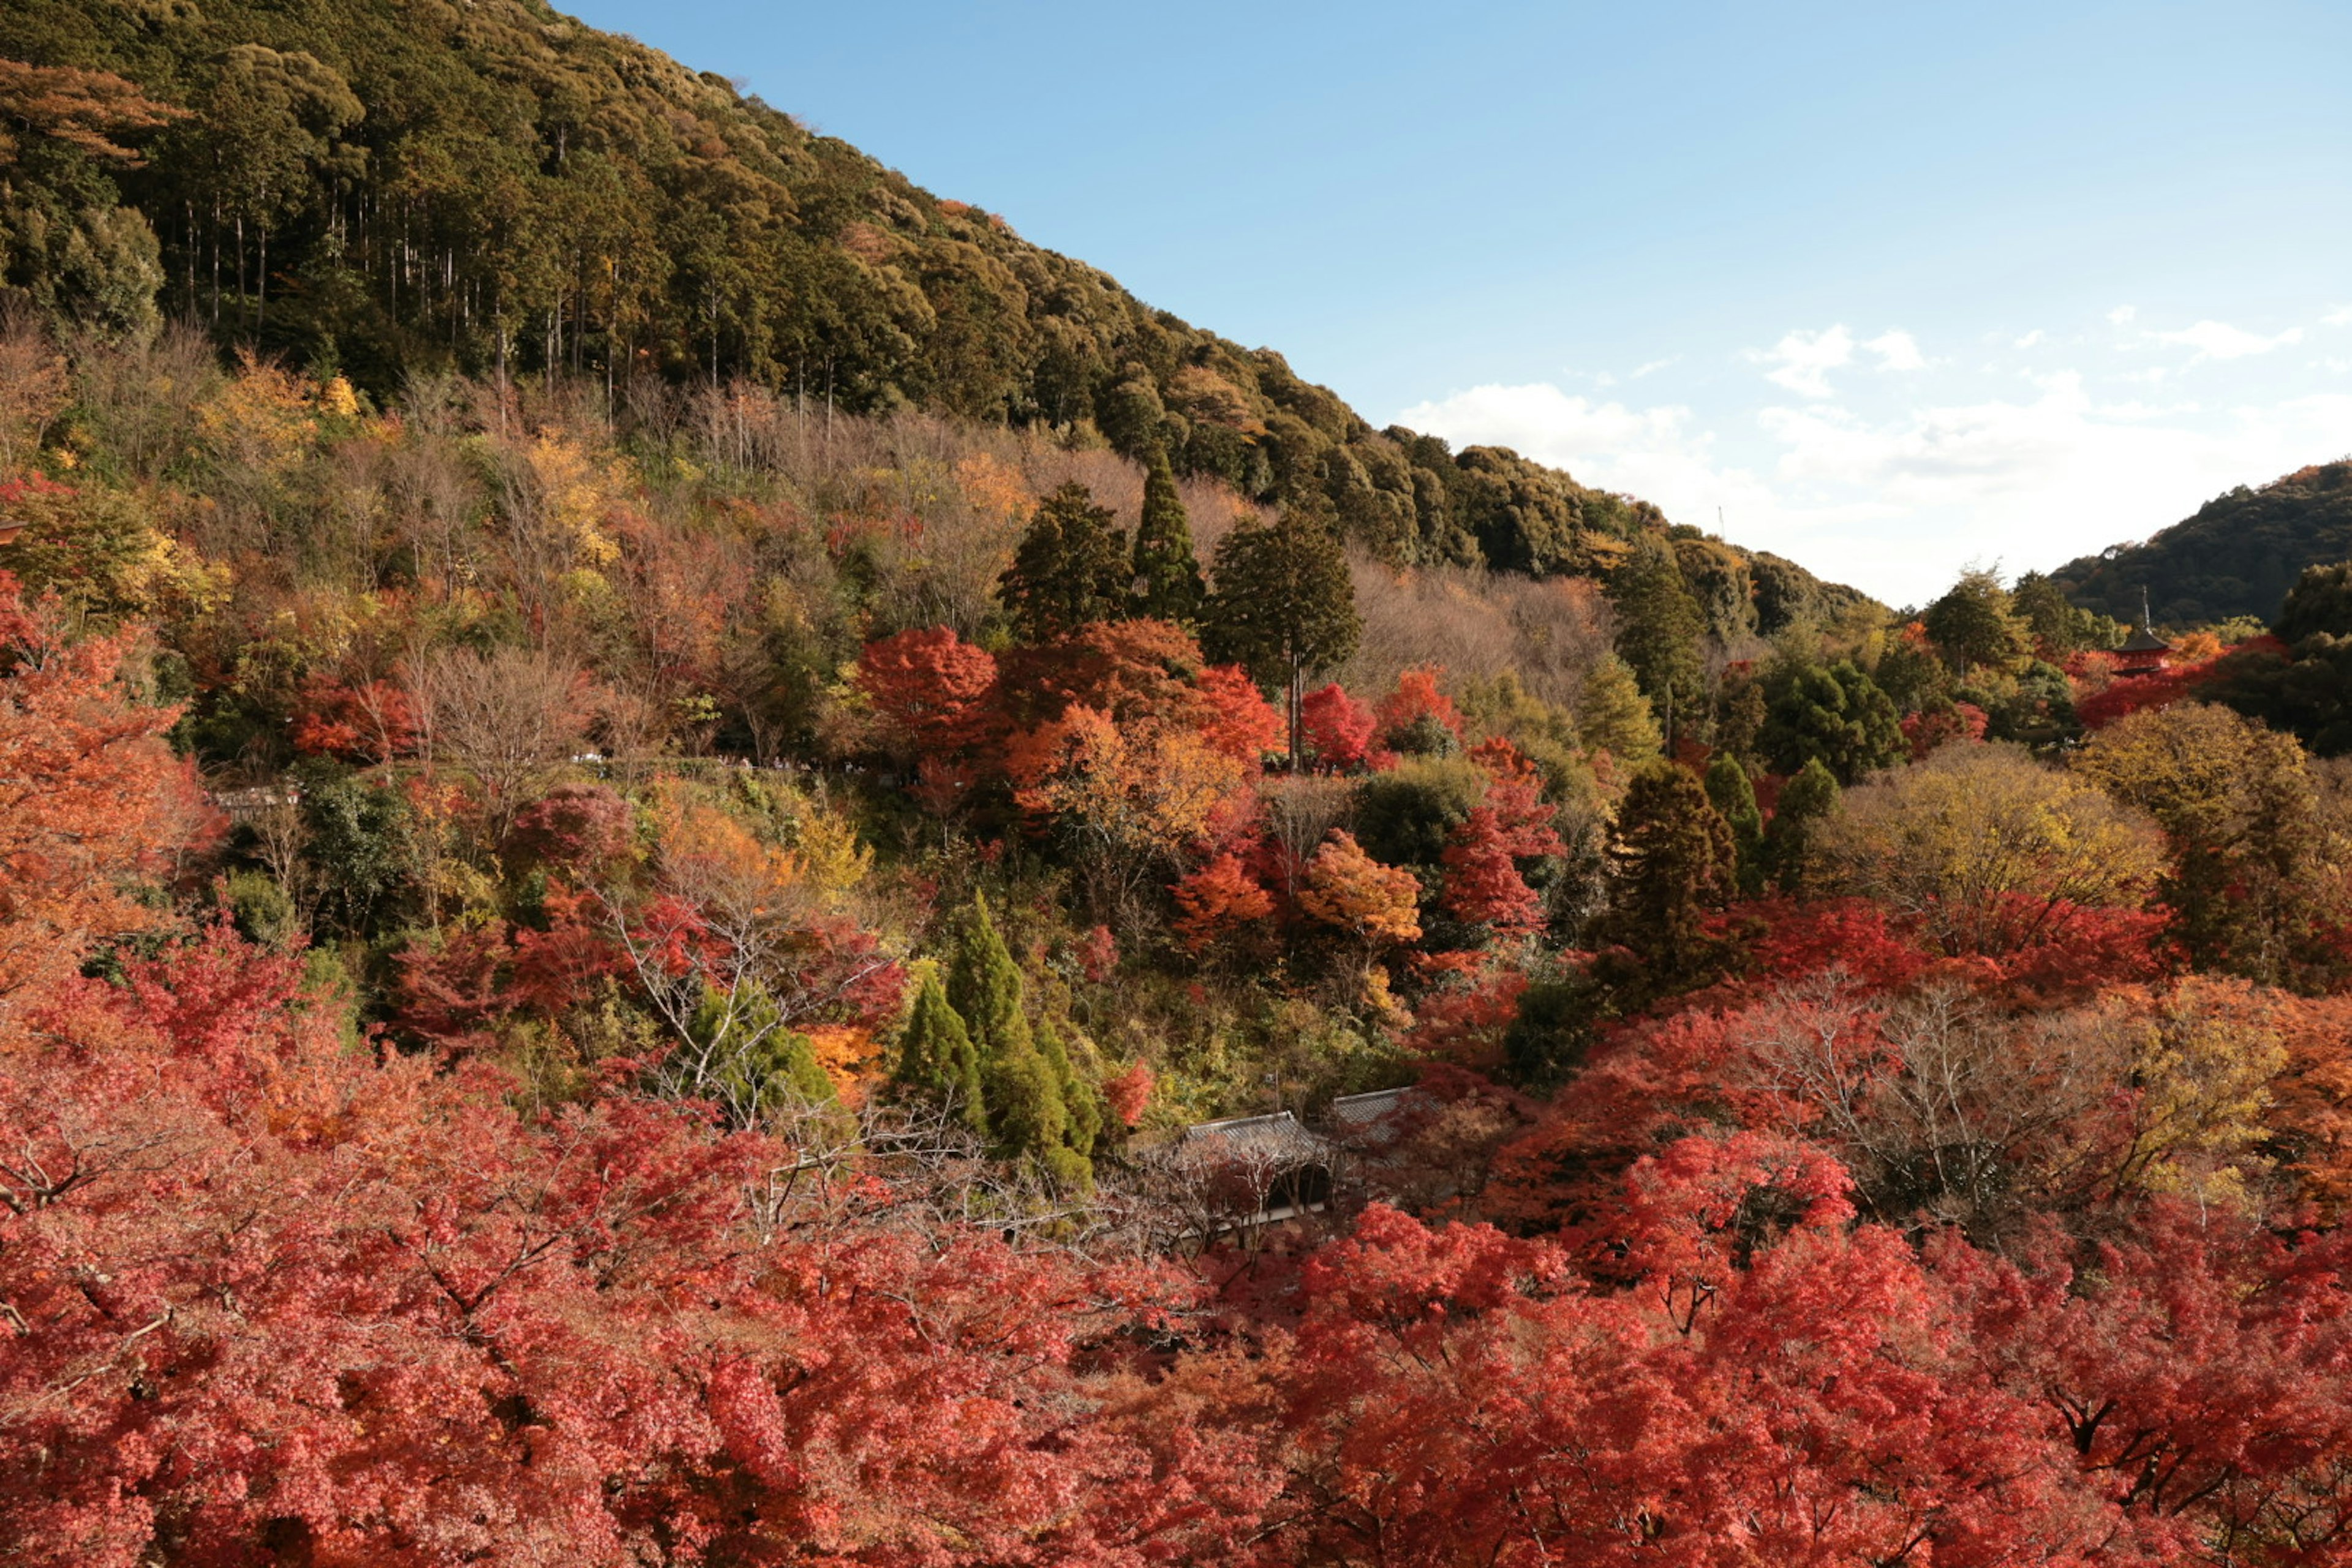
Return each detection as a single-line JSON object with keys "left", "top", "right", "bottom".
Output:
{"left": 0, "top": 0, "right": 1872, "bottom": 615}
{"left": 2049, "top": 460, "right": 2352, "bottom": 630}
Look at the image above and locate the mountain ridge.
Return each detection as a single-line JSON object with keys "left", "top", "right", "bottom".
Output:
{"left": 0, "top": 0, "right": 1879, "bottom": 627}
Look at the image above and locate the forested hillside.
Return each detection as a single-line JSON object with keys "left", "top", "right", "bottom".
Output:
{"left": 0, "top": 0, "right": 1877, "bottom": 616}
{"left": 15, "top": 4, "right": 2352, "bottom": 1565}
{"left": 2051, "top": 459, "right": 2352, "bottom": 630}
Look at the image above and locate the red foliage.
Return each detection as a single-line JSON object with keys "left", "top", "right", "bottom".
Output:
{"left": 2073, "top": 656, "right": 2224, "bottom": 730}
{"left": 1469, "top": 737, "right": 1566, "bottom": 858}
{"left": 1102, "top": 1061, "right": 1154, "bottom": 1128}
{"left": 1439, "top": 807, "right": 1545, "bottom": 938}
{"left": 1197, "top": 662, "right": 1284, "bottom": 763}
{"left": 1374, "top": 663, "right": 1465, "bottom": 747}
{"left": 855, "top": 626, "right": 999, "bottom": 758}
{"left": 1899, "top": 699, "right": 1988, "bottom": 760}
{"left": 1172, "top": 850, "right": 1276, "bottom": 953}
{"left": 505, "top": 783, "right": 635, "bottom": 873}
{"left": 1300, "top": 682, "right": 1379, "bottom": 771}
{"left": 290, "top": 674, "right": 419, "bottom": 763}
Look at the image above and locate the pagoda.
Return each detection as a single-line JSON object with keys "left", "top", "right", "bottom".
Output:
{"left": 2116, "top": 589, "right": 2173, "bottom": 677}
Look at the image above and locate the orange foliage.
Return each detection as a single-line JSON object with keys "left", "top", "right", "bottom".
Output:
{"left": 1172, "top": 851, "right": 1276, "bottom": 953}
{"left": 1300, "top": 830, "right": 1423, "bottom": 947}
{"left": 0, "top": 573, "right": 208, "bottom": 1007}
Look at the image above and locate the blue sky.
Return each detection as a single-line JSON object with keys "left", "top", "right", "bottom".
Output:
{"left": 564, "top": 0, "right": 2352, "bottom": 605}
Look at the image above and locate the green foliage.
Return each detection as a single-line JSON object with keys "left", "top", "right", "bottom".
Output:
{"left": 1573, "top": 652, "right": 1662, "bottom": 761}
{"left": 1203, "top": 492, "right": 1359, "bottom": 758}
{"left": 1704, "top": 755, "right": 1766, "bottom": 897}
{"left": 1352, "top": 756, "right": 1485, "bottom": 870}
{"left": 1502, "top": 971, "right": 1603, "bottom": 1088}
{"left": 221, "top": 866, "right": 296, "bottom": 948}
{"left": 1922, "top": 568, "right": 2030, "bottom": 673}
{"left": 2276, "top": 560, "right": 2352, "bottom": 644}
{"left": 2051, "top": 461, "right": 2352, "bottom": 627}
{"left": 1131, "top": 445, "right": 1204, "bottom": 626}
{"left": 2013, "top": 570, "right": 2123, "bottom": 657}
{"left": 998, "top": 483, "right": 1129, "bottom": 644}
{"left": 1606, "top": 536, "right": 1705, "bottom": 739}
{"left": 1758, "top": 658, "right": 1902, "bottom": 784}
{"left": 1598, "top": 761, "right": 1735, "bottom": 989}
{"left": 688, "top": 980, "right": 840, "bottom": 1123}
{"left": 1763, "top": 757, "right": 1841, "bottom": 895}
{"left": 893, "top": 968, "right": 983, "bottom": 1130}
{"left": 296, "top": 766, "right": 412, "bottom": 938}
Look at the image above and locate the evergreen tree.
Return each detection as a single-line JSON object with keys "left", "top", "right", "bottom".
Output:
{"left": 946, "top": 895, "right": 1074, "bottom": 1164}
{"left": 688, "top": 981, "right": 840, "bottom": 1127}
{"left": 892, "top": 968, "right": 984, "bottom": 1131}
{"left": 1763, "top": 756, "right": 1841, "bottom": 896}
{"left": 1131, "top": 445, "right": 1205, "bottom": 626}
{"left": 1599, "top": 761, "right": 1735, "bottom": 990}
{"left": 1202, "top": 492, "right": 1362, "bottom": 767}
{"left": 1758, "top": 659, "right": 1902, "bottom": 783}
{"left": 1574, "top": 653, "right": 1664, "bottom": 761}
{"left": 1923, "top": 568, "right": 2030, "bottom": 674}
{"left": 998, "top": 483, "right": 1131, "bottom": 644}
{"left": 1606, "top": 537, "right": 1706, "bottom": 745}
{"left": 1703, "top": 755, "right": 1766, "bottom": 897}
{"left": 1035, "top": 1014, "right": 1102, "bottom": 1158}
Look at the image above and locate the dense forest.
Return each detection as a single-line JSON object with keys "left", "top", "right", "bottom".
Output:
{"left": 0, "top": 0, "right": 1880, "bottom": 618}
{"left": 12, "top": 4, "right": 2352, "bottom": 1567}
{"left": 2051, "top": 459, "right": 2352, "bottom": 630}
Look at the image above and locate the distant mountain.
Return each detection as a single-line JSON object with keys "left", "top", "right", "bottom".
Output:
{"left": 0, "top": 0, "right": 1874, "bottom": 626}
{"left": 2049, "top": 462, "right": 2352, "bottom": 630}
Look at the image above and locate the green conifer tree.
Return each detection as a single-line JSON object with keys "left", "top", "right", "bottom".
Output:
{"left": 1035, "top": 1014, "right": 1102, "bottom": 1158}
{"left": 946, "top": 896, "right": 1074, "bottom": 1163}
{"left": 1704, "top": 755, "right": 1766, "bottom": 897}
{"left": 1607, "top": 537, "right": 1707, "bottom": 745}
{"left": 1202, "top": 492, "right": 1362, "bottom": 766}
{"left": 1764, "top": 756, "right": 1841, "bottom": 896}
{"left": 1599, "top": 761, "right": 1736, "bottom": 989}
{"left": 1575, "top": 652, "right": 1665, "bottom": 762}
{"left": 1131, "top": 445, "right": 1205, "bottom": 626}
{"left": 893, "top": 968, "right": 984, "bottom": 1131}
{"left": 998, "top": 482, "right": 1131, "bottom": 644}
{"left": 688, "top": 981, "right": 841, "bottom": 1126}
{"left": 1758, "top": 659, "right": 1903, "bottom": 783}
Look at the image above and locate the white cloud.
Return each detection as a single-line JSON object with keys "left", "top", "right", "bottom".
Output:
{"left": 1631, "top": 356, "right": 1678, "bottom": 379}
{"left": 2149, "top": 319, "right": 2304, "bottom": 361}
{"left": 2014, "top": 330, "right": 2044, "bottom": 349}
{"left": 2324, "top": 306, "right": 2352, "bottom": 327}
{"left": 2108, "top": 304, "right": 2138, "bottom": 325}
{"left": 1865, "top": 330, "right": 1927, "bottom": 371}
{"left": 1754, "top": 325, "right": 1853, "bottom": 399}
{"left": 1396, "top": 375, "right": 2352, "bottom": 606}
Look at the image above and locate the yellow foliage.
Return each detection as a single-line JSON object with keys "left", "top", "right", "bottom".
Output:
{"left": 197, "top": 350, "right": 318, "bottom": 476}
{"left": 2107, "top": 978, "right": 2286, "bottom": 1211}
{"left": 525, "top": 430, "right": 623, "bottom": 567}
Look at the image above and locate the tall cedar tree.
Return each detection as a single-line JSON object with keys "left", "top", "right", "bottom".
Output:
{"left": 1130, "top": 445, "right": 1205, "bottom": 626}
{"left": 945, "top": 895, "right": 1074, "bottom": 1166}
{"left": 1204, "top": 492, "right": 1362, "bottom": 767}
{"left": 1764, "top": 756, "right": 1841, "bottom": 895}
{"left": 1704, "top": 755, "right": 1767, "bottom": 897}
{"left": 998, "top": 483, "right": 1130, "bottom": 644}
{"left": 893, "top": 969, "right": 984, "bottom": 1130}
{"left": 1606, "top": 536, "right": 1706, "bottom": 745}
{"left": 1599, "top": 761, "right": 1736, "bottom": 989}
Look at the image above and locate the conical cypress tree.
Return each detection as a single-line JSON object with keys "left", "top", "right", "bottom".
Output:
{"left": 1600, "top": 761, "right": 1736, "bottom": 989}
{"left": 946, "top": 895, "right": 1071, "bottom": 1159}
{"left": 998, "top": 483, "right": 1131, "bottom": 644}
{"left": 1035, "top": 1014, "right": 1102, "bottom": 1158}
{"left": 893, "top": 969, "right": 984, "bottom": 1131}
{"left": 1704, "top": 755, "right": 1766, "bottom": 898}
{"left": 1131, "top": 445, "right": 1205, "bottom": 626}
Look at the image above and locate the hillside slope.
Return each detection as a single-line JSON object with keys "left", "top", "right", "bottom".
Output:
{"left": 0, "top": 0, "right": 1874, "bottom": 624}
{"left": 2049, "top": 461, "right": 2352, "bottom": 629}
